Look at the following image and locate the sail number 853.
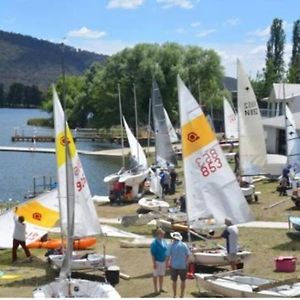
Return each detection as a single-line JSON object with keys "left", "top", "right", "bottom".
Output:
{"left": 195, "top": 147, "right": 223, "bottom": 177}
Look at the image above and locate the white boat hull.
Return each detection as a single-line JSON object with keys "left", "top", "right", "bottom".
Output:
{"left": 195, "top": 273, "right": 300, "bottom": 297}
{"left": 49, "top": 253, "right": 117, "bottom": 270}
{"left": 191, "top": 249, "right": 251, "bottom": 266}
{"left": 33, "top": 278, "right": 120, "bottom": 298}
{"left": 119, "top": 170, "right": 148, "bottom": 186}
{"left": 242, "top": 185, "right": 255, "bottom": 197}
{"left": 266, "top": 154, "right": 287, "bottom": 177}
{"left": 138, "top": 198, "right": 170, "bottom": 212}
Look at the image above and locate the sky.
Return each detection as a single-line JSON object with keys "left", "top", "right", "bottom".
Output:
{"left": 0, "top": 0, "right": 299, "bottom": 77}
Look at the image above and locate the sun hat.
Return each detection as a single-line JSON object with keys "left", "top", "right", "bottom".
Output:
{"left": 170, "top": 231, "right": 183, "bottom": 241}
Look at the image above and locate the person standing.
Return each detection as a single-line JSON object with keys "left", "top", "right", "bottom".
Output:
{"left": 212, "top": 218, "right": 239, "bottom": 270}
{"left": 12, "top": 207, "right": 32, "bottom": 263}
{"left": 150, "top": 228, "right": 168, "bottom": 295}
{"left": 167, "top": 232, "right": 191, "bottom": 298}
{"left": 169, "top": 168, "right": 177, "bottom": 195}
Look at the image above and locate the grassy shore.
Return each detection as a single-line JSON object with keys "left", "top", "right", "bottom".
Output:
{"left": 1, "top": 159, "right": 300, "bottom": 297}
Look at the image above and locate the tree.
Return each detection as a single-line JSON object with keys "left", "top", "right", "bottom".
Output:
{"left": 0, "top": 83, "right": 5, "bottom": 107}
{"left": 288, "top": 20, "right": 300, "bottom": 83}
{"left": 43, "top": 43, "right": 225, "bottom": 128}
{"left": 264, "top": 18, "right": 286, "bottom": 95}
{"left": 7, "top": 83, "right": 25, "bottom": 107}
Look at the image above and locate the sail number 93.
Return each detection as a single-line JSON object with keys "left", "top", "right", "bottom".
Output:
{"left": 195, "top": 147, "right": 223, "bottom": 177}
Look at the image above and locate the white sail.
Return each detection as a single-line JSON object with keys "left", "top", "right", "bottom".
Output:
{"left": 123, "top": 116, "right": 148, "bottom": 170}
{"left": 286, "top": 105, "right": 300, "bottom": 175}
{"left": 163, "top": 108, "right": 179, "bottom": 143}
{"left": 237, "top": 59, "right": 267, "bottom": 175}
{"left": 0, "top": 190, "right": 59, "bottom": 248}
{"left": 53, "top": 87, "right": 101, "bottom": 238}
{"left": 177, "top": 75, "right": 252, "bottom": 225}
{"left": 149, "top": 169, "right": 163, "bottom": 198}
{"left": 223, "top": 97, "right": 238, "bottom": 140}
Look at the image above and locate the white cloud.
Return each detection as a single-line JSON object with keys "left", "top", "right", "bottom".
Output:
{"left": 157, "top": 0, "right": 199, "bottom": 9}
{"left": 248, "top": 26, "right": 270, "bottom": 38}
{"left": 191, "top": 21, "right": 201, "bottom": 27}
{"left": 196, "top": 29, "right": 216, "bottom": 38}
{"left": 107, "top": 0, "right": 143, "bottom": 9}
{"left": 224, "top": 18, "right": 239, "bottom": 27}
{"left": 68, "top": 27, "right": 107, "bottom": 39}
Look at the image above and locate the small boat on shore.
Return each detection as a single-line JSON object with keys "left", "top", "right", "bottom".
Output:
{"left": 195, "top": 271, "right": 300, "bottom": 297}
{"left": 138, "top": 197, "right": 170, "bottom": 212}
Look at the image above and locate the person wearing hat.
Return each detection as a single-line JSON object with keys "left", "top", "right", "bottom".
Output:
{"left": 150, "top": 228, "right": 168, "bottom": 294}
{"left": 211, "top": 217, "right": 239, "bottom": 270}
{"left": 166, "top": 231, "right": 191, "bottom": 298}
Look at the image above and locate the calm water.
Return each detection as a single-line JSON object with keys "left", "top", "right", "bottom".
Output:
{"left": 0, "top": 108, "right": 121, "bottom": 201}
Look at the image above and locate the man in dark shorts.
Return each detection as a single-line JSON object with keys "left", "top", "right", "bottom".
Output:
{"left": 166, "top": 232, "right": 190, "bottom": 298}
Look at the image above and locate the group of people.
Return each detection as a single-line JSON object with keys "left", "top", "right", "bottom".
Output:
{"left": 159, "top": 167, "right": 177, "bottom": 197}
{"left": 150, "top": 217, "right": 240, "bottom": 298}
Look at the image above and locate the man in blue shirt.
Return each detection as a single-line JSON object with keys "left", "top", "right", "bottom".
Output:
{"left": 150, "top": 228, "right": 168, "bottom": 294}
{"left": 166, "top": 232, "right": 190, "bottom": 298}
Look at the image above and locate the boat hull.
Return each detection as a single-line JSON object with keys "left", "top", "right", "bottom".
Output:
{"left": 49, "top": 253, "right": 117, "bottom": 270}
{"left": 138, "top": 198, "right": 170, "bottom": 212}
{"left": 195, "top": 273, "right": 300, "bottom": 298}
{"left": 33, "top": 278, "right": 120, "bottom": 298}
{"left": 191, "top": 250, "right": 251, "bottom": 266}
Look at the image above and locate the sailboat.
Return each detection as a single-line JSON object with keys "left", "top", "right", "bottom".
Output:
{"left": 237, "top": 59, "right": 286, "bottom": 178}
{"left": 163, "top": 108, "right": 179, "bottom": 143}
{"left": 33, "top": 87, "right": 120, "bottom": 298}
{"left": 152, "top": 80, "right": 177, "bottom": 168}
{"left": 176, "top": 74, "right": 252, "bottom": 266}
{"left": 223, "top": 97, "right": 238, "bottom": 141}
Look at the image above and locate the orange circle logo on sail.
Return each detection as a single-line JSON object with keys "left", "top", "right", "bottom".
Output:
{"left": 32, "top": 212, "right": 42, "bottom": 221}
{"left": 60, "top": 136, "right": 70, "bottom": 146}
{"left": 187, "top": 132, "right": 199, "bottom": 143}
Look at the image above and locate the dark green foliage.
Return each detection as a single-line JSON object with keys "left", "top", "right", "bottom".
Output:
{"left": 0, "top": 30, "right": 106, "bottom": 92}
{"left": 0, "top": 83, "right": 4, "bottom": 106}
{"left": 288, "top": 20, "right": 300, "bottom": 83}
{"left": 263, "top": 18, "right": 286, "bottom": 95}
{"left": 43, "top": 43, "right": 225, "bottom": 128}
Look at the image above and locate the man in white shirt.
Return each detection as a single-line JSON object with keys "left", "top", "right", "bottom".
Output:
{"left": 12, "top": 208, "right": 32, "bottom": 263}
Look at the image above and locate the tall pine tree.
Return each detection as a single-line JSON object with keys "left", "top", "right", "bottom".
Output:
{"left": 288, "top": 20, "right": 300, "bottom": 83}
{"left": 264, "top": 18, "right": 286, "bottom": 95}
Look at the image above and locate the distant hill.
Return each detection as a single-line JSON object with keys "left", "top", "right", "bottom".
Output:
{"left": 0, "top": 30, "right": 107, "bottom": 91}
{"left": 223, "top": 76, "right": 237, "bottom": 91}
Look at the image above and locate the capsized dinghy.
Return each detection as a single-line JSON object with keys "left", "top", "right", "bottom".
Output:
{"left": 138, "top": 197, "right": 170, "bottom": 212}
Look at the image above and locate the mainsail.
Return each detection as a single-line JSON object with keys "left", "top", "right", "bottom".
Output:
{"left": 177, "top": 75, "right": 252, "bottom": 225}
{"left": 152, "top": 80, "right": 177, "bottom": 167}
{"left": 0, "top": 190, "right": 59, "bottom": 248}
{"left": 123, "top": 116, "right": 148, "bottom": 170}
{"left": 53, "top": 87, "right": 101, "bottom": 238}
{"left": 237, "top": 59, "right": 267, "bottom": 176}
{"left": 223, "top": 97, "right": 238, "bottom": 140}
{"left": 163, "top": 108, "right": 179, "bottom": 143}
{"left": 286, "top": 105, "right": 300, "bottom": 176}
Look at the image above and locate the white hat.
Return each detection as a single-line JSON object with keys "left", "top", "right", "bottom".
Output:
{"left": 170, "top": 231, "right": 183, "bottom": 241}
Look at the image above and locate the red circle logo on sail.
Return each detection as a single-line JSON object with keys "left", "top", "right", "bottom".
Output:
{"left": 32, "top": 212, "right": 42, "bottom": 221}
{"left": 60, "top": 136, "right": 70, "bottom": 146}
{"left": 187, "top": 132, "right": 199, "bottom": 143}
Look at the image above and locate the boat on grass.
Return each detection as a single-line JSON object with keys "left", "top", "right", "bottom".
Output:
{"left": 195, "top": 271, "right": 300, "bottom": 297}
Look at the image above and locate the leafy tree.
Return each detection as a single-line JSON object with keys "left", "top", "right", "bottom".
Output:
{"left": 263, "top": 18, "right": 286, "bottom": 95}
{"left": 7, "top": 83, "right": 25, "bottom": 107}
{"left": 43, "top": 43, "right": 225, "bottom": 128}
{"left": 288, "top": 20, "right": 300, "bottom": 83}
{"left": 0, "top": 83, "right": 5, "bottom": 106}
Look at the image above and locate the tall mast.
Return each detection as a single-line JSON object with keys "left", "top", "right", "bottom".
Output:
{"left": 147, "top": 97, "right": 152, "bottom": 157}
{"left": 118, "top": 84, "right": 125, "bottom": 168}
{"left": 61, "top": 41, "right": 73, "bottom": 279}
{"left": 133, "top": 83, "right": 139, "bottom": 163}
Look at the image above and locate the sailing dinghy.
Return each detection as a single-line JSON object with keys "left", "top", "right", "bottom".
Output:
{"left": 195, "top": 271, "right": 300, "bottom": 298}
{"left": 33, "top": 87, "right": 120, "bottom": 298}
{"left": 223, "top": 97, "right": 238, "bottom": 142}
{"left": 176, "top": 75, "right": 252, "bottom": 266}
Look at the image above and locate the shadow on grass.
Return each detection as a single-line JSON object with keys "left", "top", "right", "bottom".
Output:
{"left": 191, "top": 291, "right": 222, "bottom": 298}
{"left": 285, "top": 206, "right": 300, "bottom": 211}
{"left": 272, "top": 239, "right": 300, "bottom": 251}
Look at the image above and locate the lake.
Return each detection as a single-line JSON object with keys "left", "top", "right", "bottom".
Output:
{"left": 0, "top": 108, "right": 121, "bottom": 202}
